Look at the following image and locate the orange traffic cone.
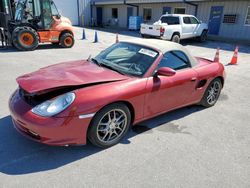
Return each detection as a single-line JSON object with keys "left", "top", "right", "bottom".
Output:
{"left": 214, "top": 48, "right": 220, "bottom": 62}
{"left": 229, "top": 46, "right": 239, "bottom": 65}
{"left": 115, "top": 33, "right": 119, "bottom": 43}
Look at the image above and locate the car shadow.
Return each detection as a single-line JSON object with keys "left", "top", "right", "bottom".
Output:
{"left": 0, "top": 105, "right": 204, "bottom": 175}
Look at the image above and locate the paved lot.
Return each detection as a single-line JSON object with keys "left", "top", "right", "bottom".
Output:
{"left": 0, "top": 27, "right": 250, "bottom": 188}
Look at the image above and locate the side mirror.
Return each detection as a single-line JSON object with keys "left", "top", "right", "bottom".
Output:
{"left": 56, "top": 14, "right": 61, "bottom": 19}
{"left": 156, "top": 67, "right": 176, "bottom": 77}
{"left": 199, "top": 20, "right": 202, "bottom": 24}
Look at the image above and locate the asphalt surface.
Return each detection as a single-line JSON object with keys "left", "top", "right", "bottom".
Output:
{"left": 0, "top": 27, "right": 249, "bottom": 188}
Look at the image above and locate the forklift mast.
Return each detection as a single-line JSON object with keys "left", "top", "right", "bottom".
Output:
{"left": 0, "top": 0, "right": 14, "bottom": 47}
{"left": 0, "top": 0, "right": 14, "bottom": 28}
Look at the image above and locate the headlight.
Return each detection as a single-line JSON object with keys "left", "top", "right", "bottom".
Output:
{"left": 32, "top": 92, "right": 76, "bottom": 117}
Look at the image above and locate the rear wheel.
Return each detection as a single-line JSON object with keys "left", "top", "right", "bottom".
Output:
{"left": 60, "top": 33, "right": 74, "bottom": 48}
{"left": 200, "top": 78, "right": 222, "bottom": 107}
{"left": 171, "top": 34, "right": 180, "bottom": 43}
{"left": 88, "top": 103, "right": 131, "bottom": 148}
{"left": 12, "top": 27, "right": 39, "bottom": 51}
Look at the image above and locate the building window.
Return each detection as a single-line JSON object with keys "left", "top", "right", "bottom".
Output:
{"left": 112, "top": 8, "right": 118, "bottom": 19}
{"left": 143, "top": 8, "right": 152, "bottom": 21}
{"left": 245, "top": 6, "right": 250, "bottom": 25}
{"left": 223, "top": 14, "right": 237, "bottom": 24}
{"left": 174, "top": 8, "right": 186, "bottom": 14}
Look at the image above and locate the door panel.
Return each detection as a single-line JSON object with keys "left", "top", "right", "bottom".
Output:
{"left": 208, "top": 6, "right": 224, "bottom": 35}
{"left": 144, "top": 69, "right": 198, "bottom": 118}
{"left": 41, "top": 0, "right": 53, "bottom": 30}
{"left": 96, "top": 7, "right": 103, "bottom": 26}
{"left": 127, "top": 7, "right": 133, "bottom": 27}
{"left": 182, "top": 17, "right": 193, "bottom": 38}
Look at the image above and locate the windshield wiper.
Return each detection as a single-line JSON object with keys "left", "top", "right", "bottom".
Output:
{"left": 91, "top": 58, "right": 102, "bottom": 67}
{"left": 101, "top": 63, "right": 126, "bottom": 75}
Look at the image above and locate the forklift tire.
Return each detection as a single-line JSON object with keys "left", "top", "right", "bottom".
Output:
{"left": 12, "top": 27, "right": 39, "bottom": 51}
{"left": 60, "top": 33, "right": 74, "bottom": 48}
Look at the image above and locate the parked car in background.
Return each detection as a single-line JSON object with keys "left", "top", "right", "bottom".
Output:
{"left": 140, "top": 14, "right": 208, "bottom": 43}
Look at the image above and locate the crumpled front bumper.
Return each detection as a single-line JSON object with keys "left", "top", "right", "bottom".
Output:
{"left": 9, "top": 90, "right": 92, "bottom": 146}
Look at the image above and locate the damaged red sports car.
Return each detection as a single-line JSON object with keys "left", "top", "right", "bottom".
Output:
{"left": 9, "top": 39, "right": 225, "bottom": 148}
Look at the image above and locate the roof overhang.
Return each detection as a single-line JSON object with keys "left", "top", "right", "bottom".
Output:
{"left": 92, "top": 0, "right": 207, "bottom": 5}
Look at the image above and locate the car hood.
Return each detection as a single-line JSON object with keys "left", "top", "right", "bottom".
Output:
{"left": 17, "top": 60, "right": 130, "bottom": 94}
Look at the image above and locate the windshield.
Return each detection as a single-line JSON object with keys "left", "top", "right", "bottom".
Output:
{"left": 51, "top": 1, "right": 60, "bottom": 16}
{"left": 94, "top": 42, "right": 159, "bottom": 77}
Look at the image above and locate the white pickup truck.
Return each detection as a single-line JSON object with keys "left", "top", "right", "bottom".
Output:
{"left": 140, "top": 14, "right": 208, "bottom": 43}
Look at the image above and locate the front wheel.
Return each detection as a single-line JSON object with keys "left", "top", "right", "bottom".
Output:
{"left": 60, "top": 33, "right": 74, "bottom": 48}
{"left": 88, "top": 103, "right": 131, "bottom": 148}
{"left": 200, "top": 78, "right": 222, "bottom": 107}
{"left": 199, "top": 30, "right": 207, "bottom": 42}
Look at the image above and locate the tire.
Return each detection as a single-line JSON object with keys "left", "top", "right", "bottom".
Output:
{"left": 200, "top": 78, "right": 222, "bottom": 108}
{"left": 141, "top": 33, "right": 149, "bottom": 38}
{"left": 59, "top": 33, "right": 74, "bottom": 48}
{"left": 199, "top": 30, "right": 207, "bottom": 42}
{"left": 88, "top": 103, "right": 131, "bottom": 148}
{"left": 171, "top": 34, "right": 180, "bottom": 43}
{"left": 12, "top": 26, "right": 39, "bottom": 51}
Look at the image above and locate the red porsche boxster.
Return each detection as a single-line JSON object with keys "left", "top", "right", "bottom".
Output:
{"left": 9, "top": 39, "right": 225, "bottom": 148}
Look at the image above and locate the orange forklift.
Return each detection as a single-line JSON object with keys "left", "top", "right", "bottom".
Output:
{"left": 0, "top": 0, "right": 74, "bottom": 51}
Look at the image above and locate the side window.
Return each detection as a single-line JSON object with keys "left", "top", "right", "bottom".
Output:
{"left": 112, "top": 8, "right": 118, "bottom": 19}
{"left": 158, "top": 51, "right": 191, "bottom": 70}
{"left": 183, "top": 17, "right": 191, "bottom": 24}
{"left": 190, "top": 17, "right": 199, "bottom": 24}
{"left": 42, "top": 0, "right": 53, "bottom": 29}
{"left": 161, "top": 16, "right": 180, "bottom": 25}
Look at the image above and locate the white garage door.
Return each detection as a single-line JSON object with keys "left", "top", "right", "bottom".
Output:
{"left": 53, "top": 0, "right": 79, "bottom": 25}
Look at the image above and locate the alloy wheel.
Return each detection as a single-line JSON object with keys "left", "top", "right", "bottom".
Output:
{"left": 97, "top": 109, "right": 127, "bottom": 143}
{"left": 207, "top": 81, "right": 221, "bottom": 105}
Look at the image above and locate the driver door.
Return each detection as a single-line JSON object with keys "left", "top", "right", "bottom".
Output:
{"left": 143, "top": 50, "right": 198, "bottom": 118}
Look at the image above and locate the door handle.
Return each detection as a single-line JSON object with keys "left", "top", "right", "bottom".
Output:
{"left": 191, "top": 77, "right": 197, "bottom": 82}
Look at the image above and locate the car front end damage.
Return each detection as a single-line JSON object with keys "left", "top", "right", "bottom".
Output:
{"left": 9, "top": 89, "right": 92, "bottom": 146}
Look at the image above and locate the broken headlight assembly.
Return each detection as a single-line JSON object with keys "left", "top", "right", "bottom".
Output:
{"left": 32, "top": 92, "right": 76, "bottom": 117}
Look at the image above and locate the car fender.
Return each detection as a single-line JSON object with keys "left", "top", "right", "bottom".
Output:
{"left": 193, "top": 61, "right": 225, "bottom": 100}
{"left": 56, "top": 78, "right": 148, "bottom": 124}
{"left": 197, "top": 23, "right": 208, "bottom": 36}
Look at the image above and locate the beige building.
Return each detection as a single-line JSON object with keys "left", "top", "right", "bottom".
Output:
{"left": 90, "top": 0, "right": 250, "bottom": 43}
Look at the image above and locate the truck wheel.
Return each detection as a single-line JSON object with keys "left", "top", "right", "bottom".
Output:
{"left": 60, "top": 33, "right": 74, "bottom": 48}
{"left": 12, "top": 27, "right": 39, "bottom": 51}
{"left": 171, "top": 34, "right": 180, "bottom": 43}
{"left": 141, "top": 34, "right": 149, "bottom": 38}
{"left": 199, "top": 30, "right": 207, "bottom": 42}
